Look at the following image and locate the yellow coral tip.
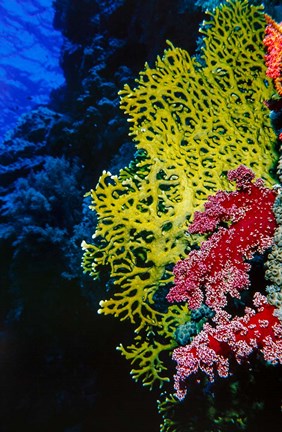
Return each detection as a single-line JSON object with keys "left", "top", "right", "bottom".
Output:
{"left": 81, "top": 240, "right": 87, "bottom": 249}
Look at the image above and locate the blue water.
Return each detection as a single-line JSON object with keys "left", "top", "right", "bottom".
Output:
{"left": 0, "top": 0, "right": 64, "bottom": 142}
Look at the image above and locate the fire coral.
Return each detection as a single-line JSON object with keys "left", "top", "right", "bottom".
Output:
{"left": 167, "top": 166, "right": 282, "bottom": 399}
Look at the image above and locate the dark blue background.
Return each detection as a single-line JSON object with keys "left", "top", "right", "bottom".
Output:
{"left": 0, "top": 0, "right": 64, "bottom": 142}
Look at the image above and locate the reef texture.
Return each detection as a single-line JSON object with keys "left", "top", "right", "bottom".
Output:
{"left": 1, "top": 0, "right": 282, "bottom": 431}
{"left": 82, "top": 0, "right": 278, "bottom": 393}
{"left": 173, "top": 295, "right": 282, "bottom": 399}
{"left": 167, "top": 165, "right": 277, "bottom": 311}
{"left": 167, "top": 166, "right": 282, "bottom": 400}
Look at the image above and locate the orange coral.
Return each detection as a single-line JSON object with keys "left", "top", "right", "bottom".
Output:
{"left": 264, "top": 14, "right": 282, "bottom": 96}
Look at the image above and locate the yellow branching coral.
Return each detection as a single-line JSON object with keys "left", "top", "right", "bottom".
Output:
{"left": 158, "top": 394, "right": 185, "bottom": 432}
{"left": 82, "top": 0, "right": 278, "bottom": 389}
{"left": 117, "top": 303, "right": 189, "bottom": 389}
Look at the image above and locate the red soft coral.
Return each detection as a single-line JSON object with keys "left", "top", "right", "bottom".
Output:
{"left": 167, "top": 165, "right": 277, "bottom": 312}
{"left": 264, "top": 14, "right": 282, "bottom": 96}
{"left": 173, "top": 293, "right": 282, "bottom": 400}
{"left": 167, "top": 166, "right": 281, "bottom": 399}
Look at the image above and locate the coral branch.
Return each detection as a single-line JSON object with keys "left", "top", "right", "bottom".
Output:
{"left": 167, "top": 166, "right": 277, "bottom": 311}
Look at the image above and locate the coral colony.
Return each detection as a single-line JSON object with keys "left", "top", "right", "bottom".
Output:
{"left": 167, "top": 165, "right": 282, "bottom": 399}
{"left": 167, "top": 166, "right": 277, "bottom": 311}
{"left": 171, "top": 292, "right": 282, "bottom": 399}
{"left": 83, "top": 0, "right": 282, "bottom": 429}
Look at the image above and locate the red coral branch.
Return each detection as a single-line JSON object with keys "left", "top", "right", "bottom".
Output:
{"left": 167, "top": 166, "right": 277, "bottom": 312}
{"left": 173, "top": 294, "right": 282, "bottom": 400}
{"left": 264, "top": 14, "right": 282, "bottom": 96}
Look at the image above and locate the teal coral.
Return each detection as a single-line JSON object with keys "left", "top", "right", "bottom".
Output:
{"left": 174, "top": 305, "right": 214, "bottom": 346}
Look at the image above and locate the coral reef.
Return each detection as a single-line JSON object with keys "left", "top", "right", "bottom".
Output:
{"left": 173, "top": 295, "right": 282, "bottom": 398}
{"left": 82, "top": 0, "right": 278, "bottom": 395}
{"left": 167, "top": 166, "right": 281, "bottom": 400}
{"left": 167, "top": 165, "right": 277, "bottom": 311}
{"left": 158, "top": 344, "right": 281, "bottom": 432}
{"left": 174, "top": 304, "right": 214, "bottom": 346}
{"left": 0, "top": 1, "right": 210, "bottom": 430}
{"left": 1, "top": 0, "right": 282, "bottom": 431}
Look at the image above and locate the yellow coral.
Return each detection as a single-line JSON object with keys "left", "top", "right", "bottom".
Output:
{"left": 158, "top": 394, "right": 184, "bottom": 432}
{"left": 117, "top": 303, "right": 189, "bottom": 388}
{"left": 82, "top": 0, "right": 278, "bottom": 389}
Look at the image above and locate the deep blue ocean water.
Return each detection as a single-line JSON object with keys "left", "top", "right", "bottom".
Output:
{"left": 0, "top": 0, "right": 64, "bottom": 142}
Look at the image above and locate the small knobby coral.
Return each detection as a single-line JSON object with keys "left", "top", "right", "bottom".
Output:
{"left": 167, "top": 165, "right": 277, "bottom": 312}
{"left": 167, "top": 166, "right": 282, "bottom": 400}
{"left": 82, "top": 0, "right": 277, "bottom": 389}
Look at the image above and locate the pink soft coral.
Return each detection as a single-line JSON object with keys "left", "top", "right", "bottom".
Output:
{"left": 173, "top": 293, "right": 282, "bottom": 400}
{"left": 167, "top": 165, "right": 277, "bottom": 312}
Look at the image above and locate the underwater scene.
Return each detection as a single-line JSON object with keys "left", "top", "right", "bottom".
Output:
{"left": 1, "top": 0, "right": 282, "bottom": 431}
